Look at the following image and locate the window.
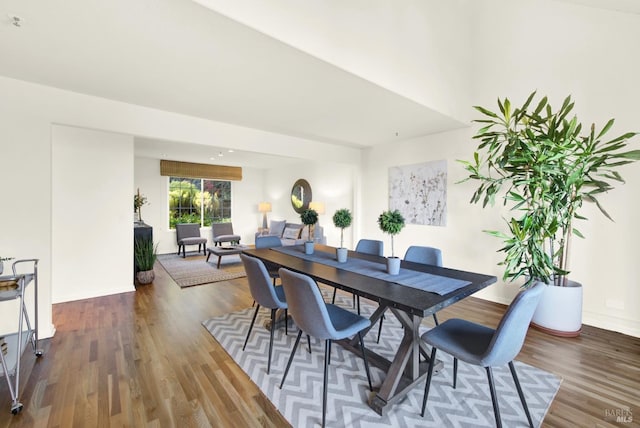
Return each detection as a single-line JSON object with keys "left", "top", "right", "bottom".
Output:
{"left": 168, "top": 177, "right": 231, "bottom": 228}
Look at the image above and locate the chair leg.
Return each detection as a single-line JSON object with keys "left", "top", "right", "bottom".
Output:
{"left": 322, "top": 339, "right": 330, "bottom": 428}
{"left": 486, "top": 367, "right": 503, "bottom": 428}
{"left": 509, "top": 361, "right": 534, "bottom": 428}
{"left": 376, "top": 315, "right": 385, "bottom": 344}
{"left": 280, "top": 330, "right": 303, "bottom": 389}
{"left": 356, "top": 295, "right": 361, "bottom": 315}
{"left": 307, "top": 335, "right": 312, "bottom": 354}
{"left": 267, "top": 309, "right": 276, "bottom": 375}
{"left": 420, "top": 347, "right": 438, "bottom": 417}
{"left": 432, "top": 313, "right": 439, "bottom": 326}
{"left": 357, "top": 332, "right": 373, "bottom": 391}
{"left": 453, "top": 358, "right": 458, "bottom": 389}
{"left": 243, "top": 304, "right": 260, "bottom": 351}
{"left": 331, "top": 288, "right": 337, "bottom": 304}
{"left": 284, "top": 309, "right": 288, "bottom": 336}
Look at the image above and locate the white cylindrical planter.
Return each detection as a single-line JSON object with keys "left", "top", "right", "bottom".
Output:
{"left": 386, "top": 257, "right": 401, "bottom": 275}
{"left": 336, "top": 247, "right": 348, "bottom": 263}
{"left": 304, "top": 241, "right": 315, "bottom": 255}
{"left": 531, "top": 280, "right": 583, "bottom": 337}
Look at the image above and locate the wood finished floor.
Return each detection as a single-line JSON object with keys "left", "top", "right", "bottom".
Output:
{"left": 0, "top": 259, "right": 638, "bottom": 427}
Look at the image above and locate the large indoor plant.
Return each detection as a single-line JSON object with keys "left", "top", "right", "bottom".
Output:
{"left": 134, "top": 237, "right": 158, "bottom": 285}
{"left": 460, "top": 91, "right": 639, "bottom": 335}
{"left": 332, "top": 208, "right": 352, "bottom": 262}
{"left": 300, "top": 208, "right": 319, "bottom": 254}
{"left": 377, "top": 209, "right": 405, "bottom": 274}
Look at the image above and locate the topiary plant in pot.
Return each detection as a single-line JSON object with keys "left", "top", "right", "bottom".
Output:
{"left": 300, "top": 208, "right": 319, "bottom": 254}
{"left": 332, "top": 208, "right": 352, "bottom": 262}
{"left": 377, "top": 209, "right": 405, "bottom": 274}
{"left": 459, "top": 91, "right": 640, "bottom": 336}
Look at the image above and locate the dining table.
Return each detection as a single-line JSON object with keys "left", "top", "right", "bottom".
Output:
{"left": 242, "top": 244, "right": 497, "bottom": 415}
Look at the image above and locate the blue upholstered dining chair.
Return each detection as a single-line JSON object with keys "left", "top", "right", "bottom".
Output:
{"left": 278, "top": 268, "right": 373, "bottom": 428}
{"left": 355, "top": 239, "right": 384, "bottom": 257}
{"left": 255, "top": 235, "right": 283, "bottom": 286}
{"left": 331, "top": 239, "right": 384, "bottom": 308}
{"left": 404, "top": 245, "right": 444, "bottom": 327}
{"left": 420, "top": 282, "right": 545, "bottom": 428}
{"left": 240, "top": 254, "right": 288, "bottom": 375}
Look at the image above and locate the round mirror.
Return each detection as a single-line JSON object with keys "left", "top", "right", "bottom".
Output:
{"left": 291, "top": 179, "right": 312, "bottom": 214}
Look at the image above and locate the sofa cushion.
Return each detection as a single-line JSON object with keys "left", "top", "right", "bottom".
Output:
{"left": 282, "top": 225, "right": 302, "bottom": 239}
{"left": 269, "top": 219, "right": 287, "bottom": 237}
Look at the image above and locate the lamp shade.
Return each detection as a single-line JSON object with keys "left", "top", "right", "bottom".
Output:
{"left": 258, "top": 202, "right": 272, "bottom": 213}
{"left": 308, "top": 201, "right": 325, "bottom": 214}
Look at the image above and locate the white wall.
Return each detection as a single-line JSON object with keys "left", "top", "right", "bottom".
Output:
{"left": 361, "top": 0, "right": 640, "bottom": 336}
{"left": 52, "top": 126, "right": 135, "bottom": 302}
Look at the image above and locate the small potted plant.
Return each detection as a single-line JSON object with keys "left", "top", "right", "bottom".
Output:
{"left": 134, "top": 188, "right": 148, "bottom": 223}
{"left": 134, "top": 238, "right": 158, "bottom": 284}
{"left": 378, "top": 209, "right": 405, "bottom": 274}
{"left": 300, "top": 208, "right": 319, "bottom": 254}
{"left": 332, "top": 208, "right": 352, "bottom": 262}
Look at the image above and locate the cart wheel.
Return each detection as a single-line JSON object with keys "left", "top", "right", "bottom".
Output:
{"left": 35, "top": 350, "right": 43, "bottom": 357}
{"left": 11, "top": 403, "right": 23, "bottom": 414}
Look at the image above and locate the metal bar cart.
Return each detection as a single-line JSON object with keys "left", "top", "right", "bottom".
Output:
{"left": 0, "top": 259, "right": 43, "bottom": 414}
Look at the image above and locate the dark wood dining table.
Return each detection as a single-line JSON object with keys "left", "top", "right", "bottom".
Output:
{"left": 242, "top": 244, "right": 497, "bottom": 415}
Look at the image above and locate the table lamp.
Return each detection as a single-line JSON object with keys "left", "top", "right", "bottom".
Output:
{"left": 258, "top": 202, "right": 272, "bottom": 230}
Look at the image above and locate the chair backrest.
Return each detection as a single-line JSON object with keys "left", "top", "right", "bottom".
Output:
{"left": 240, "top": 254, "right": 287, "bottom": 310}
{"left": 482, "top": 282, "right": 545, "bottom": 366}
{"left": 176, "top": 223, "right": 201, "bottom": 243}
{"left": 211, "top": 222, "right": 234, "bottom": 238}
{"left": 355, "top": 239, "right": 384, "bottom": 256}
{"left": 255, "top": 235, "right": 283, "bottom": 249}
{"left": 279, "top": 268, "right": 339, "bottom": 340}
{"left": 404, "top": 246, "right": 443, "bottom": 267}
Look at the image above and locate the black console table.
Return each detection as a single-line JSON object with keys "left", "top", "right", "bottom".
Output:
{"left": 134, "top": 222, "right": 153, "bottom": 280}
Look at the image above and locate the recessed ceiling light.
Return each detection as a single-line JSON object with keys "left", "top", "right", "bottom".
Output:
{"left": 227, "top": 149, "right": 234, "bottom": 153}
{"left": 8, "top": 14, "right": 23, "bottom": 27}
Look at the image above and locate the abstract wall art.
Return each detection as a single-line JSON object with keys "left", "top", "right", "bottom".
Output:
{"left": 389, "top": 160, "right": 447, "bottom": 226}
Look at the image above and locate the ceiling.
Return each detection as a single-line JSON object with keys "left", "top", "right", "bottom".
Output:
{"left": 2, "top": 0, "right": 638, "bottom": 166}
{"left": 0, "top": 0, "right": 467, "bottom": 166}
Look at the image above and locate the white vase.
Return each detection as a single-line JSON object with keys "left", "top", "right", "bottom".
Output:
{"left": 304, "top": 241, "right": 315, "bottom": 255}
{"left": 386, "top": 257, "right": 401, "bottom": 275}
{"left": 531, "top": 280, "right": 583, "bottom": 337}
{"left": 336, "top": 247, "right": 348, "bottom": 263}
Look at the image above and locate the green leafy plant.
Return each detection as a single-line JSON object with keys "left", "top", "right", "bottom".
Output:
{"left": 134, "top": 238, "right": 158, "bottom": 271}
{"left": 300, "top": 208, "right": 319, "bottom": 242}
{"left": 332, "top": 209, "right": 352, "bottom": 248}
{"left": 377, "top": 209, "right": 405, "bottom": 257}
{"left": 459, "top": 91, "right": 640, "bottom": 288}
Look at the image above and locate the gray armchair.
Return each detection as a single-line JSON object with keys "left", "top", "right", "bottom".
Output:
{"left": 211, "top": 222, "right": 241, "bottom": 247}
{"left": 175, "top": 223, "right": 207, "bottom": 257}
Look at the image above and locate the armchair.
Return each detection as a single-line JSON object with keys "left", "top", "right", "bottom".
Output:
{"left": 175, "top": 223, "right": 207, "bottom": 258}
{"left": 211, "top": 222, "right": 241, "bottom": 247}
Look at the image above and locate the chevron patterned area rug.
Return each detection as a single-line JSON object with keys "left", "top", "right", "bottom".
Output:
{"left": 202, "top": 290, "right": 561, "bottom": 427}
{"left": 157, "top": 253, "right": 246, "bottom": 288}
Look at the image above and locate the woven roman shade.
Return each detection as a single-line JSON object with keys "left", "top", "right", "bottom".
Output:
{"left": 160, "top": 160, "right": 242, "bottom": 181}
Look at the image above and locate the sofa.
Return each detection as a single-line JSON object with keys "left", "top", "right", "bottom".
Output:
{"left": 256, "top": 219, "right": 325, "bottom": 246}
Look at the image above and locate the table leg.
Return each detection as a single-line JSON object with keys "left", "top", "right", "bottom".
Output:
{"left": 217, "top": 255, "right": 222, "bottom": 269}
{"left": 367, "top": 307, "right": 442, "bottom": 416}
